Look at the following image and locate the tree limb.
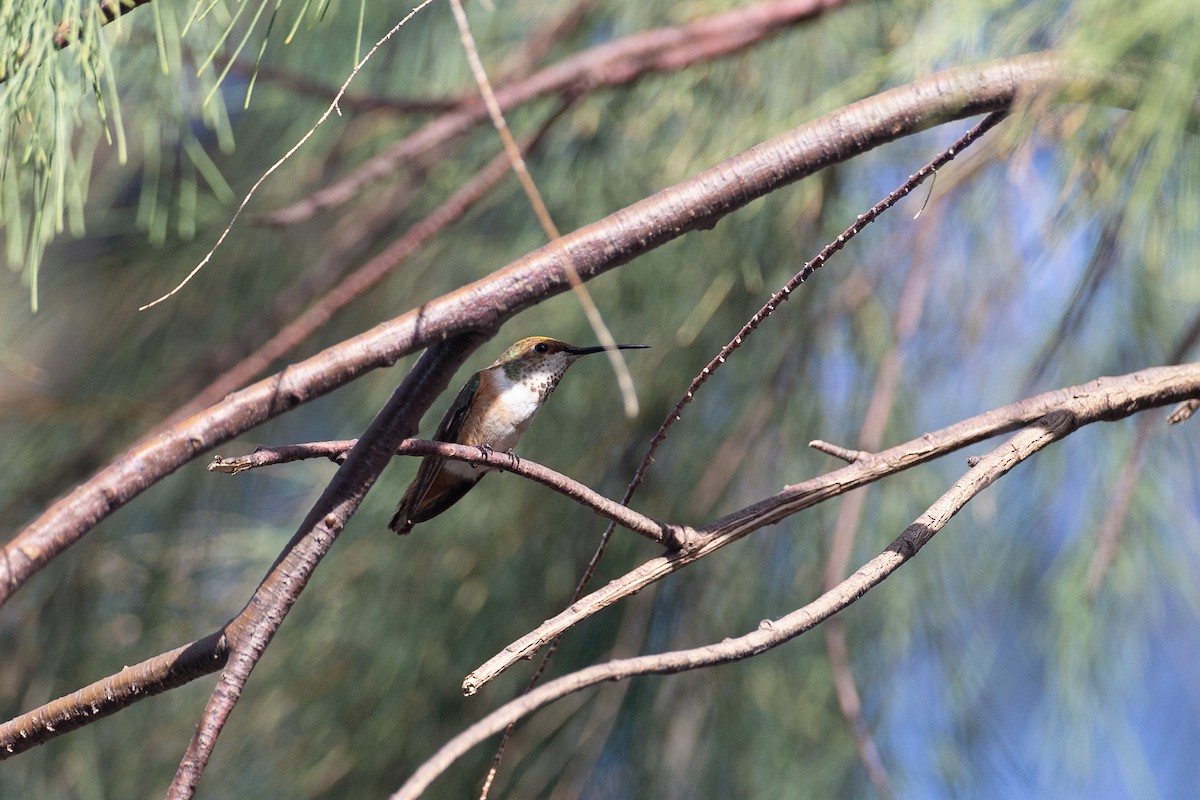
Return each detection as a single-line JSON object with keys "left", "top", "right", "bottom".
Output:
{"left": 5, "top": 363, "right": 1195, "bottom": 760}
{"left": 166, "top": 334, "right": 484, "bottom": 799}
{"left": 209, "top": 438, "right": 674, "bottom": 545}
{"left": 0, "top": 51, "right": 1116, "bottom": 608}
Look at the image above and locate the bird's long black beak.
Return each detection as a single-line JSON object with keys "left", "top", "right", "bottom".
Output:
{"left": 567, "top": 343, "right": 650, "bottom": 356}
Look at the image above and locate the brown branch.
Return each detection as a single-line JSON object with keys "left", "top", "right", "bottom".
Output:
{"left": 0, "top": 52, "right": 1117, "bottom": 608}
{"left": 395, "top": 414, "right": 1077, "bottom": 799}
{"left": 166, "top": 334, "right": 485, "bottom": 800}
{"left": 462, "top": 362, "right": 1200, "bottom": 694}
{"left": 0, "top": 632, "right": 227, "bottom": 759}
{"left": 208, "top": 438, "right": 673, "bottom": 544}
{"left": 262, "top": 0, "right": 858, "bottom": 226}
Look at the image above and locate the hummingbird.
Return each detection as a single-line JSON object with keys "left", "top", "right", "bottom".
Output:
{"left": 389, "top": 336, "right": 649, "bottom": 534}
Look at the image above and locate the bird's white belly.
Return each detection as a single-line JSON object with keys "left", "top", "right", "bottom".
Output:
{"left": 486, "top": 379, "right": 543, "bottom": 450}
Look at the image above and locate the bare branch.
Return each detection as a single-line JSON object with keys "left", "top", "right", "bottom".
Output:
{"left": 6, "top": 364, "right": 1196, "bottom": 759}
{"left": 0, "top": 52, "right": 1119, "bottom": 608}
{"left": 395, "top": 414, "right": 1077, "bottom": 799}
{"left": 209, "top": 439, "right": 672, "bottom": 544}
{"left": 0, "top": 632, "right": 227, "bottom": 760}
{"left": 166, "top": 335, "right": 485, "bottom": 800}
{"left": 463, "top": 363, "right": 1200, "bottom": 694}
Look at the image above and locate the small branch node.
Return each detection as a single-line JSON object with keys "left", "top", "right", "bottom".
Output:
{"left": 663, "top": 525, "right": 703, "bottom": 553}
{"left": 1167, "top": 398, "right": 1199, "bottom": 425}
{"left": 809, "top": 440, "right": 864, "bottom": 463}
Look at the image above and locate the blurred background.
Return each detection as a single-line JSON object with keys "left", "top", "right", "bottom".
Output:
{"left": 2, "top": 0, "right": 1200, "bottom": 797}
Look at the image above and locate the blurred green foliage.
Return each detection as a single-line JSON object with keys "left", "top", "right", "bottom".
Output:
{"left": 3, "top": 0, "right": 1200, "bottom": 798}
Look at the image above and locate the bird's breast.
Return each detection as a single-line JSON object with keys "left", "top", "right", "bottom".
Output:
{"left": 463, "top": 376, "right": 546, "bottom": 451}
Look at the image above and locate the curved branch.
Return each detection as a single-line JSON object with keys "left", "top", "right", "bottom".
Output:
{"left": 0, "top": 51, "right": 1108, "bottom": 607}
{"left": 463, "top": 363, "right": 1200, "bottom": 694}
{"left": 209, "top": 438, "right": 673, "bottom": 544}
{"left": 394, "top": 415, "right": 1076, "bottom": 799}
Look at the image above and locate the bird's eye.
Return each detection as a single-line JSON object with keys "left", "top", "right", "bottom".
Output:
{"left": 534, "top": 343, "right": 550, "bottom": 353}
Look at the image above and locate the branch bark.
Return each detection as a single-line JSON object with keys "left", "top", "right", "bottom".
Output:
{"left": 208, "top": 438, "right": 674, "bottom": 544}
{"left": 5, "top": 363, "right": 1196, "bottom": 761}
{"left": 166, "top": 334, "right": 485, "bottom": 799}
{"left": 0, "top": 51, "right": 1113, "bottom": 608}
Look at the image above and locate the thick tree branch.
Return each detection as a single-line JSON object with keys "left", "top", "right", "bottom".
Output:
{"left": 395, "top": 414, "right": 1076, "bottom": 799}
{"left": 0, "top": 52, "right": 1118, "bottom": 607}
{"left": 463, "top": 362, "right": 1200, "bottom": 694}
{"left": 0, "top": 632, "right": 227, "bottom": 759}
{"left": 166, "top": 334, "right": 485, "bottom": 799}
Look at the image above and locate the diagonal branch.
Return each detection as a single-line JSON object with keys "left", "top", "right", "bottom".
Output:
{"left": 463, "top": 362, "right": 1200, "bottom": 694}
{"left": 0, "top": 51, "right": 1120, "bottom": 608}
{"left": 165, "top": 333, "right": 486, "bottom": 800}
{"left": 393, "top": 414, "right": 1078, "bottom": 799}
{"left": 0, "top": 632, "right": 227, "bottom": 759}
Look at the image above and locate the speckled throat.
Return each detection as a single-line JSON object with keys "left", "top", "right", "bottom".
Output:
{"left": 500, "top": 356, "right": 571, "bottom": 404}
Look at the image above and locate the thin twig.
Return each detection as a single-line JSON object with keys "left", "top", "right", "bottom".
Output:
{"left": 209, "top": 438, "right": 672, "bottom": 544}
{"left": 448, "top": 0, "right": 640, "bottom": 418}
{"left": 137, "top": 0, "right": 438, "bottom": 311}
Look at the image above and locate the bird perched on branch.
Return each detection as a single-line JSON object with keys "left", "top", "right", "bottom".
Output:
{"left": 390, "top": 336, "right": 648, "bottom": 534}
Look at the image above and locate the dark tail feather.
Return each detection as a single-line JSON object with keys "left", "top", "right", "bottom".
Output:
{"left": 389, "top": 507, "right": 415, "bottom": 535}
